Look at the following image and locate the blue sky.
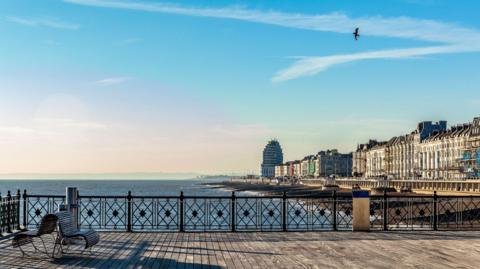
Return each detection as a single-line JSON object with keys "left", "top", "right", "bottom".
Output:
{"left": 1, "top": 0, "right": 480, "bottom": 175}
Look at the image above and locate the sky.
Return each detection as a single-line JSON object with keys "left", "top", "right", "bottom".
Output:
{"left": 1, "top": 0, "right": 480, "bottom": 177}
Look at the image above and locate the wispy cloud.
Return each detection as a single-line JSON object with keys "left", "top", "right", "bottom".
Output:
{"left": 5, "top": 16, "right": 80, "bottom": 30}
{"left": 94, "top": 76, "right": 132, "bottom": 85}
{"left": 273, "top": 45, "right": 472, "bottom": 82}
{"left": 63, "top": 0, "right": 480, "bottom": 81}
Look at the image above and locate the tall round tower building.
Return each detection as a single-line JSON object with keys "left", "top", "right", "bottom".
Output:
{"left": 261, "top": 140, "right": 283, "bottom": 178}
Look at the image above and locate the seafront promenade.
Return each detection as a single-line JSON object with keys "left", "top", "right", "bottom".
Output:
{"left": 1, "top": 231, "right": 480, "bottom": 268}
{"left": 220, "top": 178, "right": 480, "bottom": 195}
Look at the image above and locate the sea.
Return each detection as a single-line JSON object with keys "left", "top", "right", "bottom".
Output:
{"left": 0, "top": 178, "right": 234, "bottom": 197}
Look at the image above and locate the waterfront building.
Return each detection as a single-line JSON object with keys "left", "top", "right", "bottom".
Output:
{"left": 300, "top": 155, "right": 315, "bottom": 178}
{"left": 286, "top": 161, "right": 294, "bottom": 178}
{"left": 261, "top": 140, "right": 284, "bottom": 178}
{"left": 308, "top": 156, "right": 316, "bottom": 177}
{"left": 275, "top": 164, "right": 284, "bottom": 178}
{"left": 301, "top": 157, "right": 309, "bottom": 177}
{"left": 352, "top": 140, "right": 379, "bottom": 177}
{"left": 293, "top": 160, "right": 301, "bottom": 178}
{"left": 463, "top": 117, "right": 480, "bottom": 178}
{"left": 384, "top": 121, "right": 446, "bottom": 180}
{"left": 418, "top": 123, "right": 471, "bottom": 179}
{"left": 269, "top": 117, "right": 480, "bottom": 181}
{"left": 362, "top": 121, "right": 446, "bottom": 179}
{"left": 361, "top": 118, "right": 480, "bottom": 180}
{"left": 283, "top": 163, "right": 290, "bottom": 178}
{"left": 365, "top": 142, "right": 387, "bottom": 178}
{"left": 315, "top": 150, "right": 352, "bottom": 178}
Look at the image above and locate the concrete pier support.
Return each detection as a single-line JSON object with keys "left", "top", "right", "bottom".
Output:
{"left": 352, "top": 190, "right": 370, "bottom": 232}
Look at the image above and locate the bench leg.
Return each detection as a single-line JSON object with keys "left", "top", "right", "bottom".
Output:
{"left": 31, "top": 240, "right": 41, "bottom": 253}
{"left": 39, "top": 237, "right": 49, "bottom": 256}
{"left": 51, "top": 236, "right": 63, "bottom": 258}
{"left": 18, "top": 245, "right": 26, "bottom": 257}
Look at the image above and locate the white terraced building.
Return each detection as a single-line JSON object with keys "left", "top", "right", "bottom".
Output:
{"left": 418, "top": 123, "right": 472, "bottom": 180}
{"left": 361, "top": 117, "right": 480, "bottom": 180}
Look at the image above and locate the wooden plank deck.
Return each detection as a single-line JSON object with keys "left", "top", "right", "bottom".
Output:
{"left": 1, "top": 231, "right": 479, "bottom": 268}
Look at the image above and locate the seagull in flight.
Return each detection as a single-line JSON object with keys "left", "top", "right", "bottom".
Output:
{"left": 353, "top": 28, "right": 360, "bottom": 40}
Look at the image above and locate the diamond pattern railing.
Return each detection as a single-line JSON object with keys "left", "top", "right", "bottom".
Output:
{"left": 286, "top": 197, "right": 337, "bottom": 231}
{"left": 369, "top": 193, "right": 480, "bottom": 231}
{"left": 1, "top": 191, "right": 21, "bottom": 235}
{"left": 369, "top": 197, "right": 384, "bottom": 230}
{"left": 25, "top": 195, "right": 65, "bottom": 230}
{"left": 437, "top": 197, "right": 480, "bottom": 230}
{"left": 184, "top": 198, "right": 231, "bottom": 231}
{"left": 13, "top": 190, "right": 480, "bottom": 233}
{"left": 385, "top": 197, "right": 433, "bottom": 230}
{"left": 78, "top": 197, "right": 128, "bottom": 231}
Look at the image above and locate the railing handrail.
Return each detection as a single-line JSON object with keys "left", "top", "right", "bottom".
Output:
{"left": 23, "top": 193, "right": 480, "bottom": 199}
{"left": 25, "top": 194, "right": 66, "bottom": 198}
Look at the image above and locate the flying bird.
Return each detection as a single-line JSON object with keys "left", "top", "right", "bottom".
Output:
{"left": 353, "top": 27, "right": 360, "bottom": 40}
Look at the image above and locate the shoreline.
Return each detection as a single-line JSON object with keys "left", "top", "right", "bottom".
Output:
{"left": 204, "top": 181, "right": 352, "bottom": 196}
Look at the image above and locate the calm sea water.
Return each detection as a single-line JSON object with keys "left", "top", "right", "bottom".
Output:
{"left": 0, "top": 178, "right": 231, "bottom": 197}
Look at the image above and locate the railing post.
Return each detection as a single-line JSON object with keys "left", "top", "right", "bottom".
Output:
{"left": 282, "top": 192, "right": 287, "bottom": 232}
{"left": 433, "top": 191, "right": 438, "bottom": 231}
{"left": 0, "top": 191, "right": 2, "bottom": 237}
{"left": 22, "top": 190, "right": 27, "bottom": 230}
{"left": 7, "top": 191, "right": 12, "bottom": 233}
{"left": 333, "top": 190, "right": 337, "bottom": 231}
{"left": 179, "top": 191, "right": 184, "bottom": 232}
{"left": 76, "top": 190, "right": 80, "bottom": 229}
{"left": 16, "top": 190, "right": 21, "bottom": 231}
{"left": 231, "top": 192, "right": 236, "bottom": 232}
{"left": 383, "top": 190, "right": 388, "bottom": 231}
{"left": 127, "top": 191, "right": 132, "bottom": 232}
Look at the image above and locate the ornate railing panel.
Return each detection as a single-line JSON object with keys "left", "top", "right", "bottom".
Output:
{"left": 184, "top": 198, "right": 231, "bottom": 231}
{"left": 79, "top": 197, "right": 127, "bottom": 231}
{"left": 235, "top": 197, "right": 282, "bottom": 231}
{"left": 156, "top": 198, "right": 180, "bottom": 231}
{"left": 26, "top": 195, "right": 65, "bottom": 229}
{"left": 310, "top": 198, "right": 334, "bottom": 230}
{"left": 132, "top": 197, "right": 155, "bottom": 230}
{"left": 235, "top": 198, "right": 259, "bottom": 230}
{"left": 369, "top": 197, "right": 384, "bottom": 230}
{"left": 459, "top": 197, "right": 480, "bottom": 229}
{"left": 386, "top": 197, "right": 433, "bottom": 230}
{"left": 287, "top": 197, "right": 335, "bottom": 230}
{"left": 0, "top": 196, "right": 7, "bottom": 234}
{"left": 438, "top": 197, "right": 480, "bottom": 230}
{"left": 260, "top": 198, "right": 282, "bottom": 231}
{"left": 336, "top": 198, "right": 353, "bottom": 230}
{"left": 132, "top": 197, "right": 179, "bottom": 231}
{"left": 1, "top": 192, "right": 21, "bottom": 235}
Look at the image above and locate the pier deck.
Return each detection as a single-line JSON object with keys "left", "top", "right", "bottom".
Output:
{"left": 1, "top": 231, "right": 479, "bottom": 268}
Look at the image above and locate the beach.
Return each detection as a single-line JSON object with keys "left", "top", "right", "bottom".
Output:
{"left": 207, "top": 180, "right": 352, "bottom": 196}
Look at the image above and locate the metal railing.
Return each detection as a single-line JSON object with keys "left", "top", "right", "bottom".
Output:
{"left": 23, "top": 191, "right": 353, "bottom": 232}
{"left": 370, "top": 192, "right": 480, "bottom": 230}
{"left": 7, "top": 189, "right": 480, "bottom": 232}
{"left": 0, "top": 191, "right": 21, "bottom": 236}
